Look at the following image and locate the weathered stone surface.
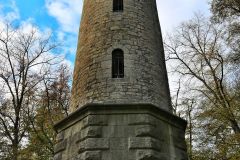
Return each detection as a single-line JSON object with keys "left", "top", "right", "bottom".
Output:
{"left": 175, "top": 148, "right": 189, "bottom": 160}
{"left": 109, "top": 150, "right": 128, "bottom": 160}
{"left": 83, "top": 126, "right": 102, "bottom": 141}
{"left": 79, "top": 138, "right": 109, "bottom": 153}
{"left": 70, "top": 0, "right": 172, "bottom": 113}
{"left": 54, "top": 153, "right": 62, "bottom": 160}
{"left": 129, "top": 137, "right": 162, "bottom": 151}
{"left": 54, "top": 105, "right": 188, "bottom": 160}
{"left": 79, "top": 151, "right": 101, "bottom": 160}
{"left": 109, "top": 138, "right": 127, "bottom": 150}
{"left": 53, "top": 0, "right": 188, "bottom": 159}
{"left": 104, "top": 126, "right": 127, "bottom": 138}
{"left": 82, "top": 115, "right": 107, "bottom": 128}
{"left": 54, "top": 139, "right": 67, "bottom": 154}
{"left": 56, "top": 132, "right": 64, "bottom": 142}
{"left": 75, "top": 126, "right": 102, "bottom": 144}
{"left": 136, "top": 150, "right": 167, "bottom": 160}
{"left": 128, "top": 114, "right": 157, "bottom": 126}
{"left": 135, "top": 125, "right": 159, "bottom": 138}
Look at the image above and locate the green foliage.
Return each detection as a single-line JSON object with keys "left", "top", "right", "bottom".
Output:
{"left": 18, "top": 65, "right": 71, "bottom": 159}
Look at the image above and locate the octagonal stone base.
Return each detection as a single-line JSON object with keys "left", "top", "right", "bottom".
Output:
{"left": 54, "top": 104, "right": 188, "bottom": 160}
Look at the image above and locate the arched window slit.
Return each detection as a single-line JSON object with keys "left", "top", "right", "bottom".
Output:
{"left": 112, "top": 49, "right": 124, "bottom": 78}
{"left": 113, "top": 0, "right": 123, "bottom": 12}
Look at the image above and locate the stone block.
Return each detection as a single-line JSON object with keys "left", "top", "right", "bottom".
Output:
{"left": 54, "top": 139, "right": 67, "bottom": 154}
{"left": 79, "top": 138, "right": 109, "bottom": 153}
{"left": 172, "top": 127, "right": 185, "bottom": 139}
{"left": 110, "top": 138, "right": 127, "bottom": 150}
{"left": 172, "top": 128, "right": 187, "bottom": 150}
{"left": 54, "top": 105, "right": 187, "bottom": 160}
{"left": 82, "top": 115, "right": 107, "bottom": 128}
{"left": 72, "top": 132, "right": 81, "bottom": 144}
{"left": 104, "top": 126, "right": 126, "bottom": 138}
{"left": 82, "top": 126, "right": 102, "bottom": 140}
{"left": 110, "top": 26, "right": 120, "bottom": 30}
{"left": 128, "top": 137, "right": 162, "bottom": 151}
{"left": 54, "top": 153, "right": 62, "bottom": 160}
{"left": 110, "top": 150, "right": 128, "bottom": 160}
{"left": 135, "top": 125, "right": 159, "bottom": 139}
{"left": 79, "top": 151, "right": 101, "bottom": 160}
{"left": 56, "top": 132, "right": 64, "bottom": 142}
{"left": 128, "top": 114, "right": 156, "bottom": 126}
{"left": 136, "top": 150, "right": 167, "bottom": 160}
{"left": 175, "top": 148, "right": 189, "bottom": 160}
{"left": 107, "top": 114, "right": 128, "bottom": 126}
{"left": 173, "top": 136, "right": 187, "bottom": 150}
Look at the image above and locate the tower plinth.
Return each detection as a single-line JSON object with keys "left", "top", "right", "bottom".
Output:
{"left": 54, "top": 0, "right": 188, "bottom": 159}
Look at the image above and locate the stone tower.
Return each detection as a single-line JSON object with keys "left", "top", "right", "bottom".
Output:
{"left": 54, "top": 0, "right": 188, "bottom": 160}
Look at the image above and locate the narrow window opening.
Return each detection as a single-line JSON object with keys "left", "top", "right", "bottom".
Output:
{"left": 113, "top": 0, "right": 123, "bottom": 12}
{"left": 112, "top": 49, "right": 124, "bottom": 78}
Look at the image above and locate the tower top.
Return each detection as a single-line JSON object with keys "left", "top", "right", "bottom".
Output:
{"left": 70, "top": 0, "right": 172, "bottom": 112}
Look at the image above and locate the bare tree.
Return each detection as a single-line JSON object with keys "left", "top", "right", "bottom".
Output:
{"left": 169, "top": 79, "right": 197, "bottom": 159}
{"left": 25, "top": 64, "right": 71, "bottom": 159}
{"left": 211, "top": 0, "right": 240, "bottom": 64}
{"left": 165, "top": 14, "right": 239, "bottom": 134}
{"left": 165, "top": 14, "right": 240, "bottom": 159}
{"left": 0, "top": 23, "right": 57, "bottom": 159}
{"left": 211, "top": 0, "right": 240, "bottom": 21}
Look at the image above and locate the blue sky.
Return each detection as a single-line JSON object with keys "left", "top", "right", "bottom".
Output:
{"left": 0, "top": 0, "right": 210, "bottom": 67}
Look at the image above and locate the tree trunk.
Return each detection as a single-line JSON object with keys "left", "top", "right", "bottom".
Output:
{"left": 12, "top": 142, "right": 18, "bottom": 160}
{"left": 230, "top": 119, "right": 240, "bottom": 134}
{"left": 13, "top": 107, "right": 20, "bottom": 160}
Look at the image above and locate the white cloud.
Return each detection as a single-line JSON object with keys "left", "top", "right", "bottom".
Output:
{"left": 157, "top": 0, "right": 210, "bottom": 33}
{"left": 45, "top": 0, "right": 83, "bottom": 33}
{"left": 156, "top": 0, "right": 210, "bottom": 93}
{"left": 44, "top": 0, "right": 210, "bottom": 70}
{"left": 45, "top": 0, "right": 83, "bottom": 66}
{"left": 0, "top": 0, "right": 20, "bottom": 22}
{"left": 45, "top": 0, "right": 209, "bottom": 35}
{"left": 55, "top": 30, "right": 78, "bottom": 59}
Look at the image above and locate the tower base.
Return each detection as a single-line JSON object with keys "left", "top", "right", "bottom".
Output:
{"left": 54, "top": 104, "right": 188, "bottom": 160}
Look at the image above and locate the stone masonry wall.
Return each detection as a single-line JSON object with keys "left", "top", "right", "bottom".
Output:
{"left": 70, "top": 0, "right": 172, "bottom": 112}
{"left": 54, "top": 105, "right": 188, "bottom": 160}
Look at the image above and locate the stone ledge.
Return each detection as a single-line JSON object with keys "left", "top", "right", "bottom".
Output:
{"left": 76, "top": 126, "right": 102, "bottom": 143}
{"left": 54, "top": 103, "right": 187, "bottom": 133}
